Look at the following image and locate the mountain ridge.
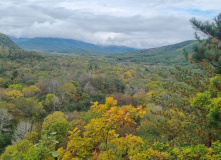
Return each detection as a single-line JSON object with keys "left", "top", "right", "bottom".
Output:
{"left": 0, "top": 32, "right": 196, "bottom": 65}
{"left": 11, "top": 37, "right": 138, "bottom": 55}
{"left": 109, "top": 40, "right": 196, "bottom": 65}
{"left": 0, "top": 33, "right": 20, "bottom": 49}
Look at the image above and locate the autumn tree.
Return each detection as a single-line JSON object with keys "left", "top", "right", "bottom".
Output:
{"left": 63, "top": 82, "right": 76, "bottom": 102}
{"left": 5, "top": 89, "right": 24, "bottom": 100}
{"left": 57, "top": 97, "right": 147, "bottom": 159}
{"left": 22, "top": 85, "right": 40, "bottom": 97}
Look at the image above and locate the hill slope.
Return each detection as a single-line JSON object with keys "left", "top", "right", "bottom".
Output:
{"left": 11, "top": 37, "right": 137, "bottom": 55}
{"left": 0, "top": 33, "right": 20, "bottom": 49}
{"left": 109, "top": 40, "right": 196, "bottom": 65}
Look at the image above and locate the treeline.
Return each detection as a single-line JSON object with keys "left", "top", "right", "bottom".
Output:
{"left": 109, "top": 40, "right": 195, "bottom": 65}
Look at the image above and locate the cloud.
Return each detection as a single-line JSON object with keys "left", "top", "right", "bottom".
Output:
{"left": 0, "top": 0, "right": 220, "bottom": 48}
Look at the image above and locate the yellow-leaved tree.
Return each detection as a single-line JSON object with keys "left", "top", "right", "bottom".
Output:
{"left": 56, "top": 97, "right": 150, "bottom": 159}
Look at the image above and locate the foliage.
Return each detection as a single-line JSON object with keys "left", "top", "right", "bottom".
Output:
{"left": 41, "top": 111, "right": 71, "bottom": 145}
{"left": 44, "top": 94, "right": 55, "bottom": 106}
{"left": 11, "top": 121, "right": 32, "bottom": 144}
{"left": 8, "top": 84, "right": 23, "bottom": 91}
{"left": 0, "top": 133, "right": 58, "bottom": 160}
{"left": 0, "top": 139, "right": 33, "bottom": 160}
{"left": 22, "top": 85, "right": 40, "bottom": 97}
{"left": 2, "top": 15, "right": 221, "bottom": 159}
{"left": 19, "top": 133, "right": 58, "bottom": 160}
{"left": 6, "top": 90, "right": 24, "bottom": 99}
{"left": 0, "top": 133, "right": 12, "bottom": 154}
{"left": 57, "top": 97, "right": 146, "bottom": 159}
{"left": 0, "top": 108, "right": 13, "bottom": 135}
{"left": 11, "top": 97, "right": 45, "bottom": 121}
{"left": 184, "top": 13, "right": 221, "bottom": 74}
{"left": 24, "top": 131, "right": 39, "bottom": 144}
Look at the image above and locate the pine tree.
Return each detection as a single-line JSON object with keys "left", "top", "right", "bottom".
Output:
{"left": 184, "top": 13, "right": 221, "bottom": 74}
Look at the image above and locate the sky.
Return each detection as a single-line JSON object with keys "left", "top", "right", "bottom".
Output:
{"left": 0, "top": 0, "right": 220, "bottom": 49}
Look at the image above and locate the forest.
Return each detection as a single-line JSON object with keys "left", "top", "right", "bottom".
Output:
{"left": 1, "top": 14, "right": 221, "bottom": 160}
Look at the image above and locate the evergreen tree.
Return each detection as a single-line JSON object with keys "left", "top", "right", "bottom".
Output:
{"left": 184, "top": 13, "right": 221, "bottom": 74}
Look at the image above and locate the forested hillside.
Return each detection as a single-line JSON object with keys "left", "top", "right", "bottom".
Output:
{"left": 1, "top": 14, "right": 221, "bottom": 160}
{"left": 11, "top": 37, "right": 137, "bottom": 55}
{"left": 110, "top": 40, "right": 196, "bottom": 65}
{"left": 0, "top": 34, "right": 20, "bottom": 50}
{"left": 0, "top": 43, "right": 172, "bottom": 156}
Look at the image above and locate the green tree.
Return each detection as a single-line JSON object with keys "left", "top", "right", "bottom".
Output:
{"left": 0, "top": 139, "right": 33, "bottom": 160}
{"left": 157, "top": 13, "right": 221, "bottom": 147}
{"left": 184, "top": 13, "right": 221, "bottom": 74}
{"left": 0, "top": 133, "right": 58, "bottom": 160}
{"left": 11, "top": 97, "right": 45, "bottom": 121}
{"left": 41, "top": 111, "right": 70, "bottom": 146}
{"left": 11, "top": 70, "right": 18, "bottom": 80}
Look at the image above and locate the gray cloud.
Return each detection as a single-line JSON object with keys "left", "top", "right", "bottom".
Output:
{"left": 0, "top": 0, "right": 220, "bottom": 48}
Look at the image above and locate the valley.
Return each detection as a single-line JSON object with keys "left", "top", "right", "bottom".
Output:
{"left": 0, "top": 13, "right": 221, "bottom": 159}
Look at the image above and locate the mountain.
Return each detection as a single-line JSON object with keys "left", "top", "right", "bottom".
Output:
{"left": 109, "top": 40, "right": 196, "bottom": 65}
{"left": 0, "top": 33, "right": 20, "bottom": 49}
{"left": 11, "top": 37, "right": 137, "bottom": 55}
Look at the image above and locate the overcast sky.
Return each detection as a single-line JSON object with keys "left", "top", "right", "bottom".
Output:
{"left": 0, "top": 0, "right": 220, "bottom": 48}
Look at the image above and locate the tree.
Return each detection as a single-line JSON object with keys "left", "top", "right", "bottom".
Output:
{"left": 154, "top": 13, "right": 221, "bottom": 147}
{"left": 0, "top": 139, "right": 33, "bottom": 160}
{"left": 184, "top": 13, "right": 221, "bottom": 74}
{"left": 191, "top": 75, "right": 221, "bottom": 146}
{"left": 63, "top": 82, "right": 76, "bottom": 102}
{"left": 11, "top": 70, "right": 18, "bottom": 80}
{"left": 0, "top": 108, "right": 13, "bottom": 135}
{"left": 22, "top": 85, "right": 40, "bottom": 97}
{"left": 11, "top": 97, "right": 45, "bottom": 121}
{"left": 6, "top": 90, "right": 24, "bottom": 100}
{"left": 44, "top": 94, "right": 60, "bottom": 111}
{"left": 8, "top": 84, "right": 23, "bottom": 91}
{"left": 1, "top": 133, "right": 58, "bottom": 160}
{"left": 183, "top": 13, "right": 221, "bottom": 146}
{"left": 0, "top": 101, "right": 22, "bottom": 121}
{"left": 41, "top": 111, "right": 70, "bottom": 146}
{"left": 57, "top": 97, "right": 147, "bottom": 159}
{"left": 191, "top": 14, "right": 221, "bottom": 41}
{"left": 11, "top": 121, "right": 32, "bottom": 144}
